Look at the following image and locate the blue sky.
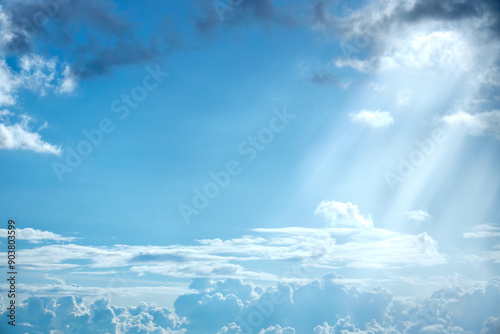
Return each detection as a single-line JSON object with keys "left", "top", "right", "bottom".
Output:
{"left": 1, "top": 0, "right": 500, "bottom": 333}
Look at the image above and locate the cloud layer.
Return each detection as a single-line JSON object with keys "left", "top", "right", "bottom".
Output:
{"left": 2, "top": 275, "right": 499, "bottom": 333}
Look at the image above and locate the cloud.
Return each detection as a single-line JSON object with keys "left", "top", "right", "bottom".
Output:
{"left": 406, "top": 210, "right": 431, "bottom": 223}
{"left": 310, "top": 72, "right": 339, "bottom": 85}
{"left": 19, "top": 54, "right": 77, "bottom": 95}
{"left": 481, "top": 317, "right": 500, "bottom": 334}
{"left": 399, "top": 0, "right": 484, "bottom": 24}
{"left": 463, "top": 224, "right": 500, "bottom": 239}
{"left": 317, "top": 0, "right": 499, "bottom": 75}
{"left": 0, "top": 53, "right": 75, "bottom": 154}
{"left": 259, "top": 324, "right": 295, "bottom": 333}
{"left": 0, "top": 281, "right": 192, "bottom": 302}
{"left": 5, "top": 212, "right": 447, "bottom": 278}
{"left": 315, "top": 200, "right": 374, "bottom": 228}
{"left": 349, "top": 110, "right": 394, "bottom": 128}
{"left": 439, "top": 110, "right": 500, "bottom": 139}
{"left": 0, "top": 59, "right": 20, "bottom": 107}
{"left": 0, "top": 0, "right": 159, "bottom": 79}
{"left": 0, "top": 227, "right": 76, "bottom": 243}
{"left": 0, "top": 113, "right": 61, "bottom": 154}
{"left": 2, "top": 275, "right": 499, "bottom": 333}
{"left": 0, "top": 296, "right": 185, "bottom": 334}
{"left": 191, "top": 0, "right": 295, "bottom": 35}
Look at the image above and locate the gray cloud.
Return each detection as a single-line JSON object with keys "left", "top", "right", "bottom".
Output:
{"left": 191, "top": 0, "right": 295, "bottom": 35}
{"left": 310, "top": 72, "right": 339, "bottom": 85}
{"left": 398, "top": 0, "right": 482, "bottom": 23}
{"left": 1, "top": 0, "right": 160, "bottom": 78}
{"left": 315, "top": 0, "right": 500, "bottom": 39}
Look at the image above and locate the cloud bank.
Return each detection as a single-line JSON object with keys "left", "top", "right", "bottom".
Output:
{"left": 2, "top": 275, "right": 499, "bottom": 333}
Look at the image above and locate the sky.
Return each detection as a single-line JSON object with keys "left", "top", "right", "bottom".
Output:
{"left": 0, "top": 0, "right": 500, "bottom": 333}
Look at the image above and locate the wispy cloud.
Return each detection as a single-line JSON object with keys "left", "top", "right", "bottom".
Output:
{"left": 439, "top": 110, "right": 500, "bottom": 139}
{"left": 0, "top": 227, "right": 76, "bottom": 243}
{"left": 463, "top": 224, "right": 500, "bottom": 239}
{"left": 2, "top": 275, "right": 500, "bottom": 333}
{"left": 406, "top": 210, "right": 431, "bottom": 223}
{"left": 0, "top": 114, "right": 61, "bottom": 154}
{"left": 5, "top": 208, "right": 447, "bottom": 278}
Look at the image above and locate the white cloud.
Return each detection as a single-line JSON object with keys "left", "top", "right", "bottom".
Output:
{"left": 19, "top": 54, "right": 77, "bottom": 95}
{"left": 322, "top": 0, "right": 488, "bottom": 75}
{"left": 0, "top": 54, "right": 75, "bottom": 153}
{"left": 56, "top": 65, "right": 77, "bottom": 94}
{"left": 259, "top": 324, "right": 295, "bottom": 333}
{"left": 406, "top": 210, "right": 431, "bottom": 223}
{"left": 349, "top": 110, "right": 394, "bottom": 128}
{"left": 484, "top": 245, "right": 500, "bottom": 264}
{"left": 4, "top": 274, "right": 499, "bottom": 334}
{"left": 19, "top": 54, "right": 57, "bottom": 95}
{"left": 6, "top": 222, "right": 447, "bottom": 280}
{"left": 315, "top": 201, "right": 374, "bottom": 228}
{"left": 0, "top": 113, "right": 61, "bottom": 154}
{"left": 0, "top": 282, "right": 192, "bottom": 302}
{"left": 0, "top": 59, "right": 19, "bottom": 107}
{"left": 463, "top": 224, "right": 500, "bottom": 239}
{"left": 0, "top": 109, "right": 12, "bottom": 120}
{"left": 378, "top": 30, "right": 475, "bottom": 72}
{"left": 439, "top": 110, "right": 500, "bottom": 139}
{"left": 0, "top": 227, "right": 76, "bottom": 243}
{"left": 0, "top": 296, "right": 186, "bottom": 334}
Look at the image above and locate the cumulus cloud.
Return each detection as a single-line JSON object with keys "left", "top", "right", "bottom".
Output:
{"left": 3, "top": 275, "right": 499, "bottom": 333}
{"left": 0, "top": 227, "right": 76, "bottom": 243}
{"left": 439, "top": 110, "right": 500, "bottom": 139}
{"left": 349, "top": 110, "right": 394, "bottom": 128}
{"left": 0, "top": 113, "right": 61, "bottom": 154}
{"left": 259, "top": 324, "right": 295, "bottom": 333}
{"left": 0, "top": 296, "right": 185, "bottom": 334}
{"left": 315, "top": 201, "right": 374, "bottom": 228}
{"left": 406, "top": 210, "right": 431, "bottom": 223}
{"left": 316, "top": 0, "right": 499, "bottom": 74}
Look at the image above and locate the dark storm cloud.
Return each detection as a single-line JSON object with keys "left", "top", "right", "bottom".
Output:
{"left": 399, "top": 0, "right": 482, "bottom": 23}
{"left": 1, "top": 0, "right": 160, "bottom": 78}
{"left": 192, "top": 0, "right": 295, "bottom": 34}
{"left": 394, "top": 0, "right": 500, "bottom": 38}
{"left": 313, "top": 0, "right": 500, "bottom": 39}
